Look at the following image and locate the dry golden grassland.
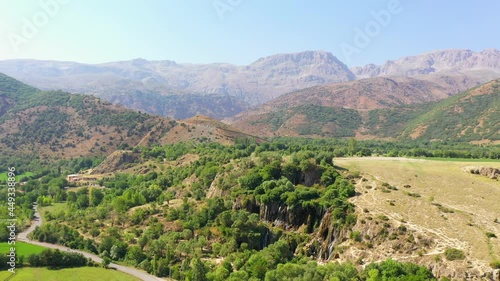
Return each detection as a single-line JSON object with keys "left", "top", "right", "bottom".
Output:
{"left": 336, "top": 157, "right": 500, "bottom": 264}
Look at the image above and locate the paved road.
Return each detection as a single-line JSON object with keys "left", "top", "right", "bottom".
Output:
{"left": 18, "top": 205, "right": 165, "bottom": 281}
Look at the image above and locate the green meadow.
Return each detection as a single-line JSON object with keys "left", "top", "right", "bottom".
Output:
{"left": 0, "top": 171, "right": 35, "bottom": 182}
{"left": 0, "top": 242, "right": 47, "bottom": 257}
{"left": 0, "top": 267, "right": 140, "bottom": 281}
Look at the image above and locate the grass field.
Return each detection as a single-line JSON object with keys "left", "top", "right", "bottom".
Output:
{"left": 0, "top": 242, "right": 47, "bottom": 257}
{"left": 0, "top": 267, "right": 140, "bottom": 281}
{"left": 336, "top": 157, "right": 500, "bottom": 264}
{"left": 39, "top": 203, "right": 67, "bottom": 221}
{"left": 0, "top": 171, "right": 35, "bottom": 182}
{"left": 413, "top": 157, "right": 500, "bottom": 163}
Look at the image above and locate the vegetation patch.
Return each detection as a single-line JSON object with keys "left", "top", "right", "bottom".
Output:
{"left": 444, "top": 248, "right": 465, "bottom": 261}
{"left": 0, "top": 267, "right": 140, "bottom": 281}
{"left": 0, "top": 242, "right": 47, "bottom": 257}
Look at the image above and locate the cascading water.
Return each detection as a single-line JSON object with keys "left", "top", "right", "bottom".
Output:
{"left": 262, "top": 229, "right": 270, "bottom": 248}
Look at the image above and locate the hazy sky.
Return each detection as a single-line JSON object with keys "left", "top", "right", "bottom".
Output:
{"left": 0, "top": 0, "right": 499, "bottom": 66}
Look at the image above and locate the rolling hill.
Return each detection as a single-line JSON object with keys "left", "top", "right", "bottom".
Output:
{"left": 230, "top": 78, "right": 500, "bottom": 142}
{"left": 0, "top": 73, "right": 258, "bottom": 159}
{"left": 377, "top": 79, "right": 500, "bottom": 142}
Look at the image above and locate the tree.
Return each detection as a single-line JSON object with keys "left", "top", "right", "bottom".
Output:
{"left": 67, "top": 191, "right": 77, "bottom": 203}
{"left": 227, "top": 270, "right": 249, "bottom": 281}
{"left": 99, "top": 237, "right": 115, "bottom": 254}
{"left": 110, "top": 241, "right": 128, "bottom": 260}
{"left": 207, "top": 265, "right": 230, "bottom": 281}
{"left": 126, "top": 246, "right": 146, "bottom": 266}
{"left": 112, "top": 197, "right": 128, "bottom": 213}
{"left": 76, "top": 194, "right": 89, "bottom": 209}
{"left": 348, "top": 138, "right": 358, "bottom": 156}
{"left": 89, "top": 188, "right": 104, "bottom": 206}
{"left": 101, "top": 256, "right": 111, "bottom": 268}
{"left": 191, "top": 257, "right": 208, "bottom": 281}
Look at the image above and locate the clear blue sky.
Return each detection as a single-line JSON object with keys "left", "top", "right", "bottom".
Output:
{"left": 0, "top": 0, "right": 499, "bottom": 67}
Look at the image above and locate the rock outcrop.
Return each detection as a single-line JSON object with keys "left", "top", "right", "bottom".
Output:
{"left": 91, "top": 150, "right": 140, "bottom": 174}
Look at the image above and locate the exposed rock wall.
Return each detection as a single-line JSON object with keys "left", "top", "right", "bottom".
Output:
{"left": 91, "top": 150, "right": 139, "bottom": 174}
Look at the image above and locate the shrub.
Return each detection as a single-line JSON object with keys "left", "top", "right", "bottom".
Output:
{"left": 350, "top": 231, "right": 362, "bottom": 242}
{"left": 490, "top": 260, "right": 500, "bottom": 269}
{"left": 444, "top": 248, "right": 465, "bottom": 261}
{"left": 486, "top": 232, "right": 497, "bottom": 238}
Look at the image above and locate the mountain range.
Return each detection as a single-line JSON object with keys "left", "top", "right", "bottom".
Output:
{"left": 1, "top": 49, "right": 499, "bottom": 119}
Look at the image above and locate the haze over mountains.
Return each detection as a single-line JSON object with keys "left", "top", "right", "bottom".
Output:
{"left": 0, "top": 49, "right": 499, "bottom": 120}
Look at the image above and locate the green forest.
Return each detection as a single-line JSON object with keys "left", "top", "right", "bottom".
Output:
{"left": 1, "top": 138, "right": 499, "bottom": 280}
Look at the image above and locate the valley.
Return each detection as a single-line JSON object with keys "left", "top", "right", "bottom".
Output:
{"left": 0, "top": 51, "right": 498, "bottom": 281}
{"left": 2, "top": 1, "right": 500, "bottom": 280}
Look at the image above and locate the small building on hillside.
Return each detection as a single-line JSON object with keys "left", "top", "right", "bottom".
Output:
{"left": 66, "top": 174, "right": 80, "bottom": 182}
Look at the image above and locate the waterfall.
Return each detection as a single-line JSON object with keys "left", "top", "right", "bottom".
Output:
{"left": 262, "top": 229, "right": 270, "bottom": 248}
{"left": 264, "top": 205, "right": 268, "bottom": 220}
{"left": 327, "top": 242, "right": 335, "bottom": 260}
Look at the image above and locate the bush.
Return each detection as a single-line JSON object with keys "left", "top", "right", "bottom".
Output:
{"left": 486, "top": 232, "right": 497, "bottom": 238}
{"left": 444, "top": 248, "right": 465, "bottom": 261}
{"left": 350, "top": 231, "right": 362, "bottom": 242}
{"left": 490, "top": 260, "right": 500, "bottom": 269}
{"left": 27, "top": 249, "right": 87, "bottom": 267}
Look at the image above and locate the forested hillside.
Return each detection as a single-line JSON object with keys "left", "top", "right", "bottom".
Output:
{"left": 0, "top": 73, "right": 256, "bottom": 160}
{"left": 3, "top": 139, "right": 454, "bottom": 280}
{"left": 367, "top": 79, "right": 500, "bottom": 142}
{"left": 231, "top": 79, "right": 500, "bottom": 142}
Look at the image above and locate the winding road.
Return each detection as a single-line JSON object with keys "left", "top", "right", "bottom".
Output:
{"left": 18, "top": 204, "right": 165, "bottom": 281}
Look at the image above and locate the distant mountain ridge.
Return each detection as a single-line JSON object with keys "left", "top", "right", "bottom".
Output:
{"left": 0, "top": 49, "right": 499, "bottom": 120}
{"left": 352, "top": 48, "right": 500, "bottom": 78}
{"left": 0, "top": 51, "right": 355, "bottom": 117}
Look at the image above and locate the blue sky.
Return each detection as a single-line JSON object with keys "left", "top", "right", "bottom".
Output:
{"left": 0, "top": 0, "right": 499, "bottom": 66}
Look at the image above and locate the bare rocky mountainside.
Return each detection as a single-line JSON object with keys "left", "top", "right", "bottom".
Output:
{"left": 0, "top": 51, "right": 354, "bottom": 118}
{"left": 352, "top": 49, "right": 500, "bottom": 78}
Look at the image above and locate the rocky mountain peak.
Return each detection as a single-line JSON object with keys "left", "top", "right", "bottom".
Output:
{"left": 250, "top": 50, "right": 346, "bottom": 68}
